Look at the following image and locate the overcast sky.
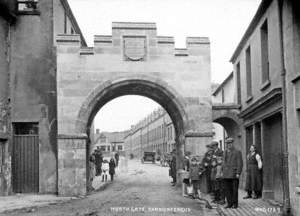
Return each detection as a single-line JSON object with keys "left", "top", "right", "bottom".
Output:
{"left": 68, "top": 0, "right": 261, "bottom": 132}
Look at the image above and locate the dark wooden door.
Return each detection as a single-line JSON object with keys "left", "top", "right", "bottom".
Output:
{"left": 12, "top": 135, "right": 39, "bottom": 193}
{"left": 263, "top": 113, "right": 283, "bottom": 203}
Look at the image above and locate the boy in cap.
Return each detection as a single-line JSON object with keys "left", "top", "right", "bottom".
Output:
{"left": 189, "top": 156, "right": 212, "bottom": 209}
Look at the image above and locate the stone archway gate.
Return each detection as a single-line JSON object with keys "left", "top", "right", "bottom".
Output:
{"left": 56, "top": 22, "right": 212, "bottom": 196}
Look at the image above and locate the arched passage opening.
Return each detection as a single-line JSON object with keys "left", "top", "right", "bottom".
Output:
{"left": 212, "top": 105, "right": 242, "bottom": 151}
{"left": 89, "top": 95, "right": 178, "bottom": 188}
{"left": 213, "top": 116, "right": 241, "bottom": 150}
{"left": 58, "top": 77, "right": 189, "bottom": 195}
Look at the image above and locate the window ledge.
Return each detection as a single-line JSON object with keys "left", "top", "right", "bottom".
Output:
{"left": 246, "top": 96, "right": 253, "bottom": 103}
{"left": 260, "top": 80, "right": 271, "bottom": 91}
{"left": 17, "top": 10, "right": 40, "bottom": 15}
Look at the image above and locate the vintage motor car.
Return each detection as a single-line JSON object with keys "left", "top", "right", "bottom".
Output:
{"left": 141, "top": 151, "right": 156, "bottom": 163}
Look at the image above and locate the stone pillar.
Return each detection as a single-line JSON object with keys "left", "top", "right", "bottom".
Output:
{"left": 58, "top": 134, "right": 87, "bottom": 196}
{"left": 176, "top": 134, "right": 185, "bottom": 187}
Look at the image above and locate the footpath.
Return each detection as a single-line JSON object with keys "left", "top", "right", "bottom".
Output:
{"left": 0, "top": 177, "right": 109, "bottom": 214}
{"left": 212, "top": 190, "right": 283, "bottom": 216}
{"left": 0, "top": 158, "right": 128, "bottom": 214}
{"left": 0, "top": 194, "right": 77, "bottom": 213}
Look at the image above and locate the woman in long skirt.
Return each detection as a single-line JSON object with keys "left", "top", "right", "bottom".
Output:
{"left": 243, "top": 145, "right": 263, "bottom": 199}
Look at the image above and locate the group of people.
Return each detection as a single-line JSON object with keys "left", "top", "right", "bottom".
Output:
{"left": 171, "top": 137, "right": 263, "bottom": 209}
{"left": 89, "top": 147, "right": 120, "bottom": 182}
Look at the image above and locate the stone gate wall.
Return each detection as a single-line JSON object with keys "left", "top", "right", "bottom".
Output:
{"left": 56, "top": 22, "right": 212, "bottom": 195}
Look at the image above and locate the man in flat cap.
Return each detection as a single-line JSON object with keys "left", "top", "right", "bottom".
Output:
{"left": 210, "top": 141, "right": 225, "bottom": 204}
{"left": 202, "top": 143, "right": 214, "bottom": 193}
{"left": 222, "top": 137, "right": 243, "bottom": 209}
{"left": 211, "top": 141, "right": 223, "bottom": 158}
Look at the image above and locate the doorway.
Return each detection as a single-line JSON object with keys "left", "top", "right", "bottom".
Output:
{"left": 12, "top": 123, "right": 39, "bottom": 193}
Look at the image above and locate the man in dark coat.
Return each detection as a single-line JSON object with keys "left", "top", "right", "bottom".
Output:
{"left": 169, "top": 149, "right": 177, "bottom": 186}
{"left": 109, "top": 157, "right": 116, "bottom": 181}
{"left": 222, "top": 137, "right": 243, "bottom": 209}
{"left": 202, "top": 144, "right": 214, "bottom": 193}
{"left": 114, "top": 152, "right": 119, "bottom": 167}
{"left": 211, "top": 141, "right": 225, "bottom": 204}
{"left": 94, "top": 148, "right": 103, "bottom": 176}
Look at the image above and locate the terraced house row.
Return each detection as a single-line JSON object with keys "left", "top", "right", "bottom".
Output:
{"left": 124, "top": 108, "right": 175, "bottom": 159}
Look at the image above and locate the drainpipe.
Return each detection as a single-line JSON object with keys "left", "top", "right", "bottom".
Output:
{"left": 277, "top": 0, "right": 291, "bottom": 215}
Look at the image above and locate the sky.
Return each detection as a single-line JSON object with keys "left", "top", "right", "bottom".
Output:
{"left": 93, "top": 96, "right": 161, "bottom": 132}
{"left": 68, "top": 0, "right": 261, "bottom": 132}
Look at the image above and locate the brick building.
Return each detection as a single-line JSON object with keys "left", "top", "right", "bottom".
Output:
{"left": 210, "top": 1, "right": 300, "bottom": 215}
{"left": 224, "top": 0, "right": 300, "bottom": 214}
{"left": 0, "top": 0, "right": 86, "bottom": 195}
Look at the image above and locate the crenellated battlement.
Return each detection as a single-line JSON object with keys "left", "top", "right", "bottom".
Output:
{"left": 94, "top": 35, "right": 112, "bottom": 44}
{"left": 157, "top": 36, "right": 175, "bottom": 45}
{"left": 57, "top": 34, "right": 81, "bottom": 44}
{"left": 56, "top": 22, "right": 210, "bottom": 58}
{"left": 112, "top": 22, "right": 157, "bottom": 30}
{"left": 186, "top": 37, "right": 210, "bottom": 45}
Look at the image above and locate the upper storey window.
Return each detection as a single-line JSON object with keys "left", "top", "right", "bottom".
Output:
{"left": 260, "top": 19, "right": 270, "bottom": 89}
{"left": 236, "top": 62, "right": 241, "bottom": 104}
{"left": 100, "top": 136, "right": 107, "bottom": 143}
{"left": 246, "top": 46, "right": 253, "bottom": 101}
{"left": 17, "top": 0, "right": 39, "bottom": 14}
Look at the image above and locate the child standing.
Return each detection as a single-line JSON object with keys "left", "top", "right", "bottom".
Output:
{"left": 101, "top": 159, "right": 109, "bottom": 182}
{"left": 189, "top": 157, "right": 202, "bottom": 199}
{"left": 189, "top": 156, "right": 212, "bottom": 209}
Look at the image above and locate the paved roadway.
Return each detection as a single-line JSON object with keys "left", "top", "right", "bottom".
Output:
{"left": 3, "top": 159, "right": 219, "bottom": 216}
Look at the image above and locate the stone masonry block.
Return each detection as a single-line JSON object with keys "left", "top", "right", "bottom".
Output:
{"left": 74, "top": 149, "right": 86, "bottom": 159}
{"left": 75, "top": 159, "right": 86, "bottom": 168}
{"left": 64, "top": 151, "right": 75, "bottom": 159}
{"left": 76, "top": 168, "right": 87, "bottom": 181}
{"left": 63, "top": 158, "right": 76, "bottom": 168}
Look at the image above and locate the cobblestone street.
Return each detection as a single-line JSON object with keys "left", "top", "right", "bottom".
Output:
{"left": 1, "top": 159, "right": 219, "bottom": 216}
